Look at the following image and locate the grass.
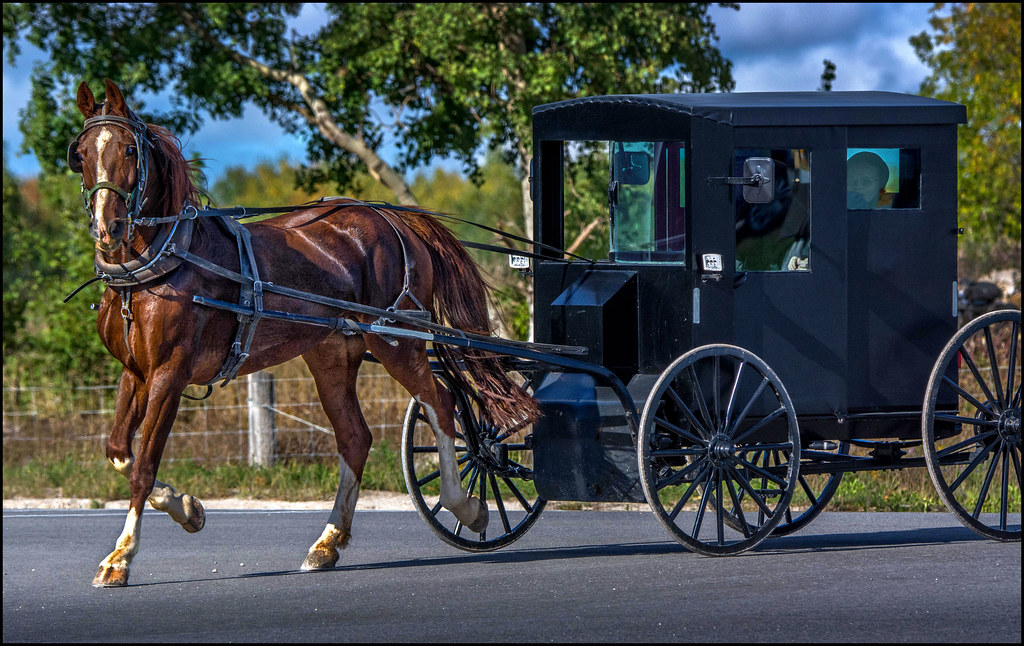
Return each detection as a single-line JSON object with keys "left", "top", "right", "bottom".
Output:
{"left": 6, "top": 446, "right": 1018, "bottom": 514}
{"left": 2, "top": 439, "right": 409, "bottom": 504}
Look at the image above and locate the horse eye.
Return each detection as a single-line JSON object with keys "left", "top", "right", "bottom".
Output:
{"left": 125, "top": 145, "right": 137, "bottom": 158}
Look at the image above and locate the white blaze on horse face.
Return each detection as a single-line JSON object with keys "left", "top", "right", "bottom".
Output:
{"left": 92, "top": 129, "right": 115, "bottom": 221}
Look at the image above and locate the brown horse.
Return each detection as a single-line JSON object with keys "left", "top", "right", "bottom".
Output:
{"left": 70, "top": 79, "right": 538, "bottom": 587}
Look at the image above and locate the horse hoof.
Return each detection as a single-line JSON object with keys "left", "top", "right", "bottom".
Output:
{"left": 92, "top": 564, "right": 129, "bottom": 588}
{"left": 467, "top": 496, "right": 489, "bottom": 534}
{"left": 300, "top": 548, "right": 339, "bottom": 571}
{"left": 180, "top": 496, "right": 205, "bottom": 533}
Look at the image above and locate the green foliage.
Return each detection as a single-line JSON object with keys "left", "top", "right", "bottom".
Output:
{"left": 3, "top": 153, "right": 117, "bottom": 386}
{"left": 912, "top": 3, "right": 1021, "bottom": 275}
{"left": 4, "top": 2, "right": 734, "bottom": 217}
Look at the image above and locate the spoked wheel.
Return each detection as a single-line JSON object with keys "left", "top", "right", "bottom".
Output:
{"left": 638, "top": 344, "right": 801, "bottom": 555}
{"left": 402, "top": 372, "right": 546, "bottom": 551}
{"left": 923, "top": 309, "right": 1021, "bottom": 541}
{"left": 719, "top": 441, "right": 849, "bottom": 537}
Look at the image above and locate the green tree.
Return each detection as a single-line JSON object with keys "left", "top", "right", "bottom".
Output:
{"left": 2, "top": 152, "right": 116, "bottom": 386}
{"left": 911, "top": 3, "right": 1022, "bottom": 275}
{"left": 4, "top": 2, "right": 734, "bottom": 236}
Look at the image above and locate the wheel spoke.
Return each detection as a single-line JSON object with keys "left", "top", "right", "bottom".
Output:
{"left": 723, "top": 361, "right": 746, "bottom": 432}
{"left": 934, "top": 413, "right": 999, "bottom": 428}
{"left": 417, "top": 468, "right": 442, "bottom": 488}
{"left": 971, "top": 442, "right": 1003, "bottom": 519}
{"left": 960, "top": 345, "right": 998, "bottom": 409}
{"left": 489, "top": 473, "right": 512, "bottom": 534}
{"left": 665, "top": 385, "right": 711, "bottom": 439}
{"left": 654, "top": 415, "right": 706, "bottom": 446}
{"left": 1000, "top": 444, "right": 1009, "bottom": 531}
{"left": 657, "top": 457, "right": 709, "bottom": 491}
{"left": 687, "top": 364, "right": 716, "bottom": 434}
{"left": 935, "top": 429, "right": 999, "bottom": 460}
{"left": 501, "top": 477, "right": 533, "bottom": 513}
{"left": 724, "top": 468, "right": 752, "bottom": 537}
{"left": 715, "top": 471, "right": 725, "bottom": 545}
{"left": 733, "top": 406, "right": 787, "bottom": 444}
{"left": 691, "top": 469, "right": 716, "bottom": 537}
{"left": 736, "top": 455, "right": 789, "bottom": 488}
{"left": 949, "top": 437, "right": 999, "bottom": 494}
{"left": 983, "top": 326, "right": 1005, "bottom": 407}
{"left": 731, "top": 462, "right": 776, "bottom": 517}
{"left": 667, "top": 463, "right": 710, "bottom": 521}
{"left": 942, "top": 375, "right": 995, "bottom": 415}
{"left": 713, "top": 355, "right": 722, "bottom": 431}
{"left": 1006, "top": 321, "right": 1019, "bottom": 407}
{"left": 727, "top": 376, "right": 770, "bottom": 439}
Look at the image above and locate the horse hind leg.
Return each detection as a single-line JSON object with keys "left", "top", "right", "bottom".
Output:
{"left": 299, "top": 339, "right": 371, "bottom": 571}
{"left": 369, "top": 337, "right": 488, "bottom": 532}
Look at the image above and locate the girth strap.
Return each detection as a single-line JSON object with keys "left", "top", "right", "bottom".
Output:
{"left": 203, "top": 216, "right": 263, "bottom": 387}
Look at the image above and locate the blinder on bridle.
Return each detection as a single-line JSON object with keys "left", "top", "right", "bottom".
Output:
{"left": 68, "top": 106, "right": 152, "bottom": 239}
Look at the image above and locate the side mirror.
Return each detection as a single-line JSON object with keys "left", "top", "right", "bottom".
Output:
{"left": 742, "top": 157, "right": 775, "bottom": 203}
{"left": 613, "top": 150, "right": 650, "bottom": 185}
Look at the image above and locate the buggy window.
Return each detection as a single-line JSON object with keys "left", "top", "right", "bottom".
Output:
{"left": 561, "top": 140, "right": 687, "bottom": 263}
{"left": 846, "top": 148, "right": 921, "bottom": 209}
{"left": 610, "top": 141, "right": 687, "bottom": 263}
{"left": 735, "top": 148, "right": 811, "bottom": 272}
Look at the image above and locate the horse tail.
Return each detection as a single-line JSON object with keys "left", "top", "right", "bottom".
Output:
{"left": 400, "top": 209, "right": 541, "bottom": 430}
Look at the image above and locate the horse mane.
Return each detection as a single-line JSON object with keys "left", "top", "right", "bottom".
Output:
{"left": 144, "top": 122, "right": 207, "bottom": 219}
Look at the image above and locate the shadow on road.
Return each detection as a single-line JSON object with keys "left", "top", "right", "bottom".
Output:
{"left": 123, "top": 521, "right": 1015, "bottom": 588}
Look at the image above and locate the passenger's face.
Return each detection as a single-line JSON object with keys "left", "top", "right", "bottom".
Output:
{"left": 848, "top": 166, "right": 884, "bottom": 200}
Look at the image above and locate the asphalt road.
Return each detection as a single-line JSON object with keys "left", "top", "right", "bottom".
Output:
{"left": 3, "top": 508, "right": 1020, "bottom": 643}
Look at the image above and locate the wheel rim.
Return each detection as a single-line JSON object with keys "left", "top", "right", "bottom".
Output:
{"left": 402, "top": 375, "right": 546, "bottom": 552}
{"left": 923, "top": 309, "right": 1021, "bottom": 541}
{"left": 638, "top": 345, "right": 800, "bottom": 555}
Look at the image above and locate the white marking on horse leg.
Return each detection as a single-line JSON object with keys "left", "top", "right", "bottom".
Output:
{"left": 301, "top": 457, "right": 360, "bottom": 571}
{"left": 108, "top": 456, "right": 204, "bottom": 532}
{"left": 110, "top": 456, "right": 133, "bottom": 478}
{"left": 418, "top": 398, "right": 487, "bottom": 530}
{"left": 93, "top": 507, "right": 141, "bottom": 587}
{"left": 147, "top": 479, "right": 205, "bottom": 533}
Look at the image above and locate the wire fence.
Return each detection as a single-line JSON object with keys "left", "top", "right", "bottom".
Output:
{"left": 2, "top": 362, "right": 411, "bottom": 467}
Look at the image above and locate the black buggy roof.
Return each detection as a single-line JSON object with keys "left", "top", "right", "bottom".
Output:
{"left": 533, "top": 91, "right": 967, "bottom": 130}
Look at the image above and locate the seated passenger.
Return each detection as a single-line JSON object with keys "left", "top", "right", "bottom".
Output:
{"left": 847, "top": 151, "right": 891, "bottom": 209}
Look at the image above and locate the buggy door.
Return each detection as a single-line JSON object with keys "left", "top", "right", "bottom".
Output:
{"left": 722, "top": 131, "right": 848, "bottom": 417}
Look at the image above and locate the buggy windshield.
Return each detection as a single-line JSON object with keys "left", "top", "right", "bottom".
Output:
{"left": 561, "top": 140, "right": 687, "bottom": 263}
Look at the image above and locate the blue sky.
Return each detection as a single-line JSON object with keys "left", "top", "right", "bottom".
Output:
{"left": 3, "top": 3, "right": 938, "bottom": 182}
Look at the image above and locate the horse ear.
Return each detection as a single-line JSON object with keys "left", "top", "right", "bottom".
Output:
{"left": 104, "top": 79, "right": 127, "bottom": 116}
{"left": 77, "top": 82, "right": 98, "bottom": 118}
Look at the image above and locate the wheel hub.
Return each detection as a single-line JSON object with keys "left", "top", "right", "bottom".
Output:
{"left": 708, "top": 433, "right": 735, "bottom": 466}
{"left": 997, "top": 408, "right": 1020, "bottom": 443}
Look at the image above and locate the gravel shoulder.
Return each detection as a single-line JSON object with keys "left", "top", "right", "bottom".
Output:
{"left": 3, "top": 492, "right": 645, "bottom": 512}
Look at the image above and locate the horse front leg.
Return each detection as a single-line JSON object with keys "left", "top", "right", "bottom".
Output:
{"left": 93, "top": 373, "right": 187, "bottom": 587}
{"left": 103, "top": 370, "right": 205, "bottom": 535}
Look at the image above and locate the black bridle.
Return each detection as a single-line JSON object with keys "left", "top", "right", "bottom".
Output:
{"left": 68, "top": 109, "right": 152, "bottom": 242}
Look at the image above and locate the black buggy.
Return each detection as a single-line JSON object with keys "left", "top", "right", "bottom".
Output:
{"left": 401, "top": 91, "right": 1021, "bottom": 554}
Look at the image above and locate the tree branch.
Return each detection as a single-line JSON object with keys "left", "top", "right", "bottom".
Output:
{"left": 172, "top": 4, "right": 418, "bottom": 205}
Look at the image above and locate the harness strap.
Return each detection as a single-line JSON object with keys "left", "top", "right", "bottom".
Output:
{"left": 202, "top": 216, "right": 264, "bottom": 387}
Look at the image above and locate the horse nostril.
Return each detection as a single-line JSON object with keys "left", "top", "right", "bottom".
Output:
{"left": 109, "top": 220, "right": 126, "bottom": 239}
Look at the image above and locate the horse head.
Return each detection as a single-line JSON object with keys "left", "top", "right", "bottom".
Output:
{"left": 71, "top": 79, "right": 150, "bottom": 256}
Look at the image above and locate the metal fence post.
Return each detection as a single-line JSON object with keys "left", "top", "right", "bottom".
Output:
{"left": 247, "top": 370, "right": 276, "bottom": 467}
